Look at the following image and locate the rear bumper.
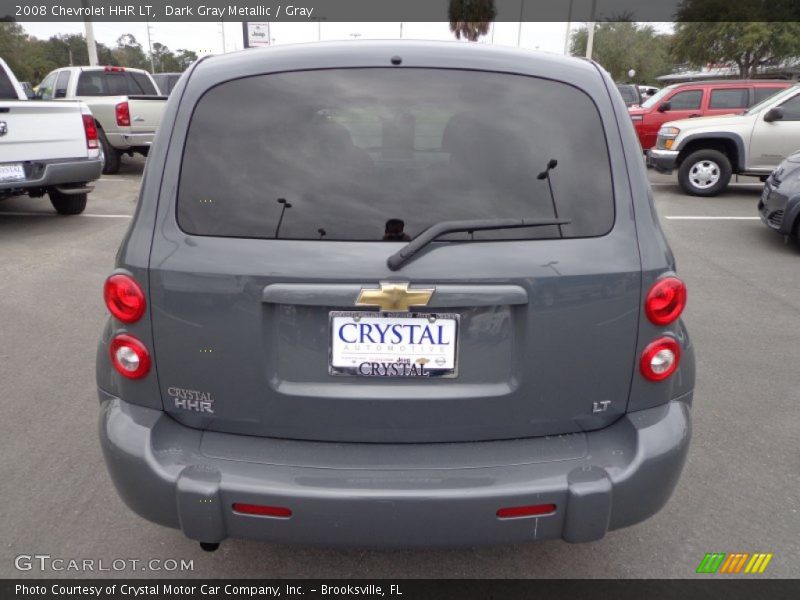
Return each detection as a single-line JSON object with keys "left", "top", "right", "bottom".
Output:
{"left": 646, "top": 149, "right": 679, "bottom": 174}
{"left": 0, "top": 157, "right": 102, "bottom": 191}
{"left": 106, "top": 131, "right": 155, "bottom": 150}
{"left": 99, "top": 391, "right": 692, "bottom": 548}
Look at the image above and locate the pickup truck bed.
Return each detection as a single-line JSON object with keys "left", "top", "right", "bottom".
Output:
{"left": 0, "top": 58, "right": 102, "bottom": 214}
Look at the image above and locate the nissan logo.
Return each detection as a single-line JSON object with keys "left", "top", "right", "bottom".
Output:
{"left": 0, "top": 121, "right": 7, "bottom": 136}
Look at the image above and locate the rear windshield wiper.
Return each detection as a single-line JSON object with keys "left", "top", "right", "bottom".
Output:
{"left": 386, "top": 217, "right": 571, "bottom": 271}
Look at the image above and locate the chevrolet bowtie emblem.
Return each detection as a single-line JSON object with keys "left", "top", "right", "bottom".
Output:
{"left": 355, "top": 282, "right": 434, "bottom": 312}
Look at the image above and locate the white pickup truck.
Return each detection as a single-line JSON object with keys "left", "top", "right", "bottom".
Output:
{"left": 0, "top": 58, "right": 103, "bottom": 214}
{"left": 37, "top": 66, "right": 166, "bottom": 174}
{"left": 648, "top": 84, "right": 800, "bottom": 196}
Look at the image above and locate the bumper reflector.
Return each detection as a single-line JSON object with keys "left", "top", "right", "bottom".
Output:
{"left": 497, "top": 503, "right": 557, "bottom": 519}
{"left": 232, "top": 503, "right": 292, "bottom": 518}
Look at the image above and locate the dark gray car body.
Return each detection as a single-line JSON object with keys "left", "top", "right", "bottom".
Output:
{"left": 759, "top": 151, "right": 800, "bottom": 239}
{"left": 97, "top": 41, "right": 694, "bottom": 548}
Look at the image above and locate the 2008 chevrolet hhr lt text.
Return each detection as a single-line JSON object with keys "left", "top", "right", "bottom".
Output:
{"left": 97, "top": 41, "right": 695, "bottom": 550}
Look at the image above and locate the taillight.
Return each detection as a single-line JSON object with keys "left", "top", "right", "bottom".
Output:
{"left": 640, "top": 337, "right": 681, "bottom": 381}
{"left": 645, "top": 276, "right": 687, "bottom": 326}
{"left": 104, "top": 66, "right": 125, "bottom": 72}
{"left": 115, "top": 101, "right": 130, "bottom": 127}
{"left": 82, "top": 115, "right": 99, "bottom": 149}
{"left": 104, "top": 274, "right": 146, "bottom": 323}
{"left": 110, "top": 334, "right": 151, "bottom": 379}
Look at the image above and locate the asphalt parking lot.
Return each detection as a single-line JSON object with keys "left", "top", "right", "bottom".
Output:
{"left": 1, "top": 158, "right": 798, "bottom": 579}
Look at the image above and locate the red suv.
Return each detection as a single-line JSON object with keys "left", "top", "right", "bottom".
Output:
{"left": 629, "top": 80, "right": 792, "bottom": 150}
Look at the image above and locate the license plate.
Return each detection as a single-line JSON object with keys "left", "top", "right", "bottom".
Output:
{"left": 329, "top": 311, "right": 459, "bottom": 377}
{"left": 0, "top": 163, "right": 25, "bottom": 183}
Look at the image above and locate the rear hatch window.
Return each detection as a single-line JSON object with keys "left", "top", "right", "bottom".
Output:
{"left": 177, "top": 68, "right": 615, "bottom": 241}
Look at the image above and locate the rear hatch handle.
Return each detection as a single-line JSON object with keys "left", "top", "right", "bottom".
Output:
{"left": 386, "top": 218, "right": 571, "bottom": 271}
{"left": 262, "top": 283, "right": 528, "bottom": 308}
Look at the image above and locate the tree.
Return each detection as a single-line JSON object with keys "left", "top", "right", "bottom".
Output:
{"left": 174, "top": 49, "right": 198, "bottom": 71}
{"left": 448, "top": 0, "right": 496, "bottom": 42}
{"left": 0, "top": 22, "right": 41, "bottom": 81}
{"left": 570, "top": 22, "right": 675, "bottom": 84}
{"left": 147, "top": 43, "right": 196, "bottom": 73}
{"left": 112, "top": 34, "right": 149, "bottom": 70}
{"left": 671, "top": 21, "right": 800, "bottom": 78}
{"left": 150, "top": 42, "right": 170, "bottom": 72}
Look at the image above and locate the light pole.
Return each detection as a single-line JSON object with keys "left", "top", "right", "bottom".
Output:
{"left": 81, "top": 0, "right": 98, "bottom": 65}
{"left": 145, "top": 20, "right": 155, "bottom": 73}
{"left": 312, "top": 17, "right": 326, "bottom": 41}
{"left": 585, "top": 0, "right": 598, "bottom": 59}
{"left": 563, "top": 0, "right": 574, "bottom": 55}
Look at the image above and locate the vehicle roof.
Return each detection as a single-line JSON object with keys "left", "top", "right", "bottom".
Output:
{"left": 192, "top": 40, "right": 604, "bottom": 87}
{"left": 665, "top": 79, "right": 793, "bottom": 88}
{"left": 57, "top": 65, "right": 152, "bottom": 74}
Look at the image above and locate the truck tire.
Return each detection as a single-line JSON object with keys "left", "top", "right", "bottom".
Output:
{"left": 98, "top": 128, "right": 121, "bottom": 175}
{"left": 678, "top": 149, "right": 732, "bottom": 197}
{"left": 49, "top": 189, "right": 87, "bottom": 215}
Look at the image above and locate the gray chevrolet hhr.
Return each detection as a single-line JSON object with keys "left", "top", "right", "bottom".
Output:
{"left": 97, "top": 41, "right": 694, "bottom": 550}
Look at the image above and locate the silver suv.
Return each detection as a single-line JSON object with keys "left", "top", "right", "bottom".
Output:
{"left": 97, "top": 42, "right": 695, "bottom": 550}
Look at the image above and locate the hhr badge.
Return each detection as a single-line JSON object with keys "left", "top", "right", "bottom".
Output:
{"left": 168, "top": 386, "right": 215, "bottom": 413}
{"left": 355, "top": 282, "right": 434, "bottom": 312}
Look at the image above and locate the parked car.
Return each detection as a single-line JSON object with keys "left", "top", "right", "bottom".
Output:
{"left": 151, "top": 72, "right": 181, "bottom": 96}
{"left": 648, "top": 85, "right": 800, "bottom": 196}
{"left": 0, "top": 58, "right": 102, "bottom": 214}
{"left": 616, "top": 83, "right": 641, "bottom": 107}
{"left": 638, "top": 85, "right": 659, "bottom": 100}
{"left": 97, "top": 41, "right": 694, "bottom": 550}
{"left": 758, "top": 151, "right": 800, "bottom": 243}
{"left": 36, "top": 66, "right": 166, "bottom": 174}
{"left": 630, "top": 80, "right": 792, "bottom": 150}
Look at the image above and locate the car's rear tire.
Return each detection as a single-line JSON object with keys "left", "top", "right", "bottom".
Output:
{"left": 678, "top": 149, "right": 732, "bottom": 197}
{"left": 49, "top": 189, "right": 87, "bottom": 215}
{"left": 98, "top": 128, "right": 121, "bottom": 175}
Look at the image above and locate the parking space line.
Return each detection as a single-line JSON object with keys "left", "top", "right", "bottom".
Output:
{"left": 664, "top": 216, "right": 759, "bottom": 220}
{"left": 0, "top": 211, "right": 131, "bottom": 218}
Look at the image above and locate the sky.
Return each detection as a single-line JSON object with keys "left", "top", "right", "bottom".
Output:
{"left": 18, "top": 21, "right": 673, "bottom": 58}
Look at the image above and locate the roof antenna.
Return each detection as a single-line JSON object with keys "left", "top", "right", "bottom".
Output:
{"left": 537, "top": 159, "right": 563, "bottom": 238}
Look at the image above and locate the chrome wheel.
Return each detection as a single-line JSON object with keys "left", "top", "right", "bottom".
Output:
{"left": 689, "top": 160, "right": 721, "bottom": 190}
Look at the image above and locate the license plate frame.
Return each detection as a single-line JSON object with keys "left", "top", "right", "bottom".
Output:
{"left": 329, "top": 311, "right": 460, "bottom": 378}
{"left": 0, "top": 163, "right": 25, "bottom": 183}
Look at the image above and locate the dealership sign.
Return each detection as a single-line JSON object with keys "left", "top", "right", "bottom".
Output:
{"left": 246, "top": 22, "right": 271, "bottom": 47}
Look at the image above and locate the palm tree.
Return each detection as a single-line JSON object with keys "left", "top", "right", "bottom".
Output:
{"left": 448, "top": 0, "right": 497, "bottom": 42}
